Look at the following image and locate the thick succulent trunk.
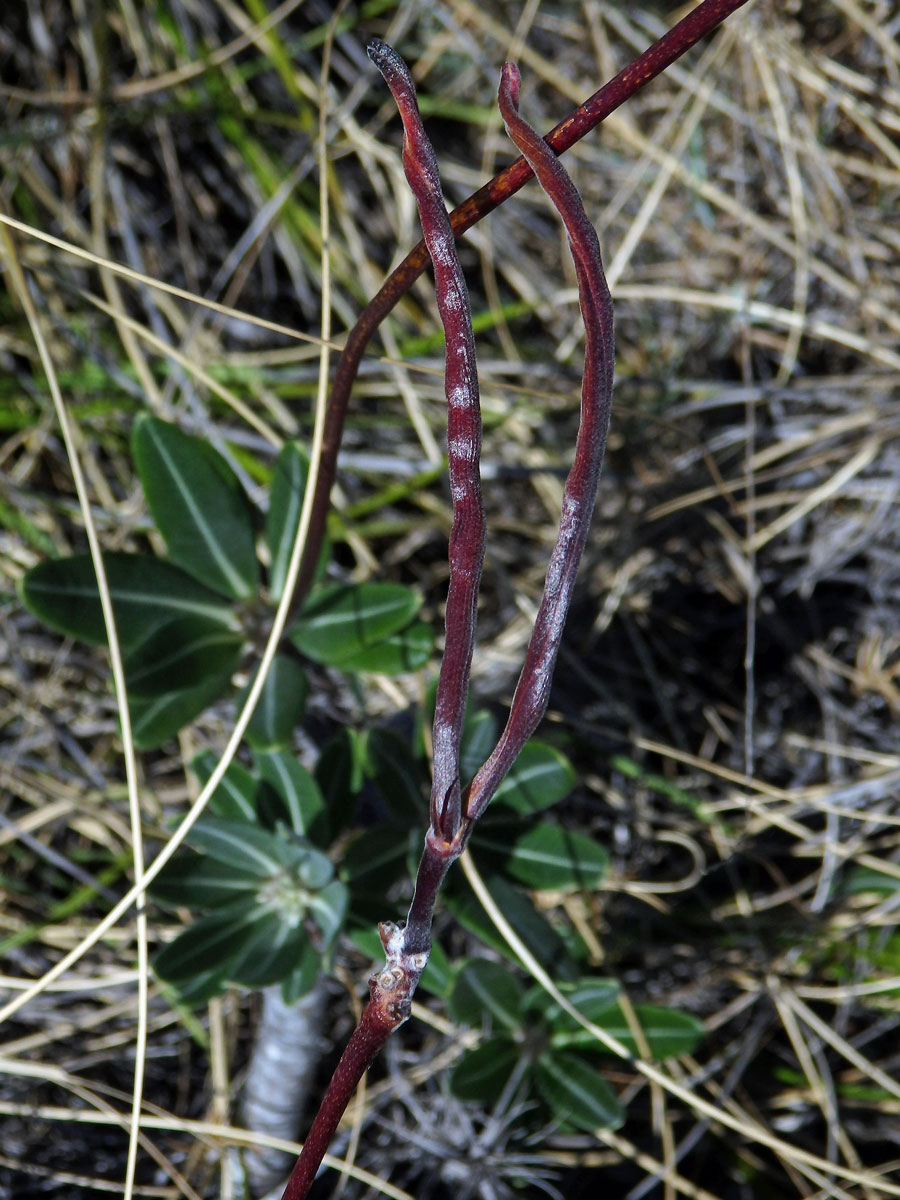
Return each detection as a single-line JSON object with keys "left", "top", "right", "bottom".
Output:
{"left": 241, "top": 981, "right": 328, "bottom": 1197}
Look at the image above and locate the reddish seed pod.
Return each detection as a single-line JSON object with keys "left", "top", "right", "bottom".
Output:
{"left": 463, "top": 61, "right": 614, "bottom": 827}
{"left": 290, "top": 1, "right": 748, "bottom": 620}
{"left": 367, "top": 38, "right": 485, "bottom": 849}
{"left": 282, "top": 8, "right": 748, "bottom": 1190}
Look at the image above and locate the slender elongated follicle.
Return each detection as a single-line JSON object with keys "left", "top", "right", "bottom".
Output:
{"left": 367, "top": 39, "right": 485, "bottom": 851}
{"left": 463, "top": 61, "right": 614, "bottom": 829}
{"left": 288, "top": 0, "right": 749, "bottom": 619}
{"left": 280, "top": 42, "right": 486, "bottom": 1198}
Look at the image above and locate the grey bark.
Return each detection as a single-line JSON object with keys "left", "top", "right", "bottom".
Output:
{"left": 241, "top": 980, "right": 329, "bottom": 1197}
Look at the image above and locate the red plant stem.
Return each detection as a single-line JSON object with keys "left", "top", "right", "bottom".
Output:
{"left": 464, "top": 63, "right": 614, "bottom": 826}
{"left": 281, "top": 922, "right": 418, "bottom": 1200}
{"left": 404, "top": 827, "right": 456, "bottom": 957}
{"left": 289, "top": 0, "right": 750, "bottom": 613}
{"left": 367, "top": 39, "right": 485, "bottom": 849}
{"left": 281, "top": 843, "right": 455, "bottom": 1199}
{"left": 279, "top": 1006, "right": 392, "bottom": 1200}
{"left": 282, "top": 52, "right": 614, "bottom": 1199}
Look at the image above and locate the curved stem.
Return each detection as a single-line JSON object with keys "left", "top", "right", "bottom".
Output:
{"left": 279, "top": 7, "right": 751, "bottom": 1194}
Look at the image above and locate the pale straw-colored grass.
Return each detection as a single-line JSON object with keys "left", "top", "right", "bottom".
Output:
{"left": 2, "top": 1, "right": 900, "bottom": 1197}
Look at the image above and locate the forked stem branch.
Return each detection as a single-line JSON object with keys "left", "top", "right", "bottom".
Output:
{"left": 279, "top": 6, "right": 751, "bottom": 1194}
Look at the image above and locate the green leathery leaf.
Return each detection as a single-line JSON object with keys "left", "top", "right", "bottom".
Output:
{"left": 315, "top": 728, "right": 364, "bottom": 842}
{"left": 293, "top": 844, "right": 334, "bottom": 890}
{"left": 149, "top": 852, "right": 263, "bottom": 910}
{"left": 448, "top": 959, "right": 525, "bottom": 1034}
{"left": 123, "top": 615, "right": 244, "bottom": 697}
{"left": 341, "top": 827, "right": 409, "bottom": 887}
{"left": 492, "top": 741, "right": 576, "bottom": 814}
{"left": 459, "top": 709, "right": 497, "bottom": 787}
{"left": 446, "top": 875, "right": 576, "bottom": 983}
{"left": 280, "top": 942, "right": 321, "bottom": 1004}
{"left": 549, "top": 1002, "right": 705, "bottom": 1059}
{"left": 228, "top": 910, "right": 308, "bottom": 988}
{"left": 164, "top": 966, "right": 229, "bottom": 1009}
{"left": 191, "top": 751, "right": 258, "bottom": 822}
{"left": 131, "top": 414, "right": 258, "bottom": 599}
{"left": 535, "top": 1051, "right": 623, "bottom": 1131}
{"left": 362, "top": 727, "right": 426, "bottom": 823}
{"left": 128, "top": 669, "right": 234, "bottom": 749}
{"left": 450, "top": 1038, "right": 520, "bottom": 1104}
{"left": 266, "top": 440, "right": 321, "bottom": 602}
{"left": 419, "top": 939, "right": 452, "bottom": 998}
{"left": 21, "top": 552, "right": 236, "bottom": 655}
{"left": 476, "top": 822, "right": 609, "bottom": 891}
{"left": 347, "top": 926, "right": 384, "bottom": 961}
{"left": 255, "top": 749, "right": 325, "bottom": 837}
{"left": 240, "top": 653, "right": 309, "bottom": 749}
{"left": 526, "top": 977, "right": 621, "bottom": 1026}
{"left": 154, "top": 908, "right": 258, "bottom": 982}
{"left": 306, "top": 879, "right": 348, "bottom": 949}
{"left": 334, "top": 619, "right": 433, "bottom": 674}
{"left": 289, "top": 582, "right": 421, "bottom": 667}
{"left": 185, "top": 817, "right": 283, "bottom": 876}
